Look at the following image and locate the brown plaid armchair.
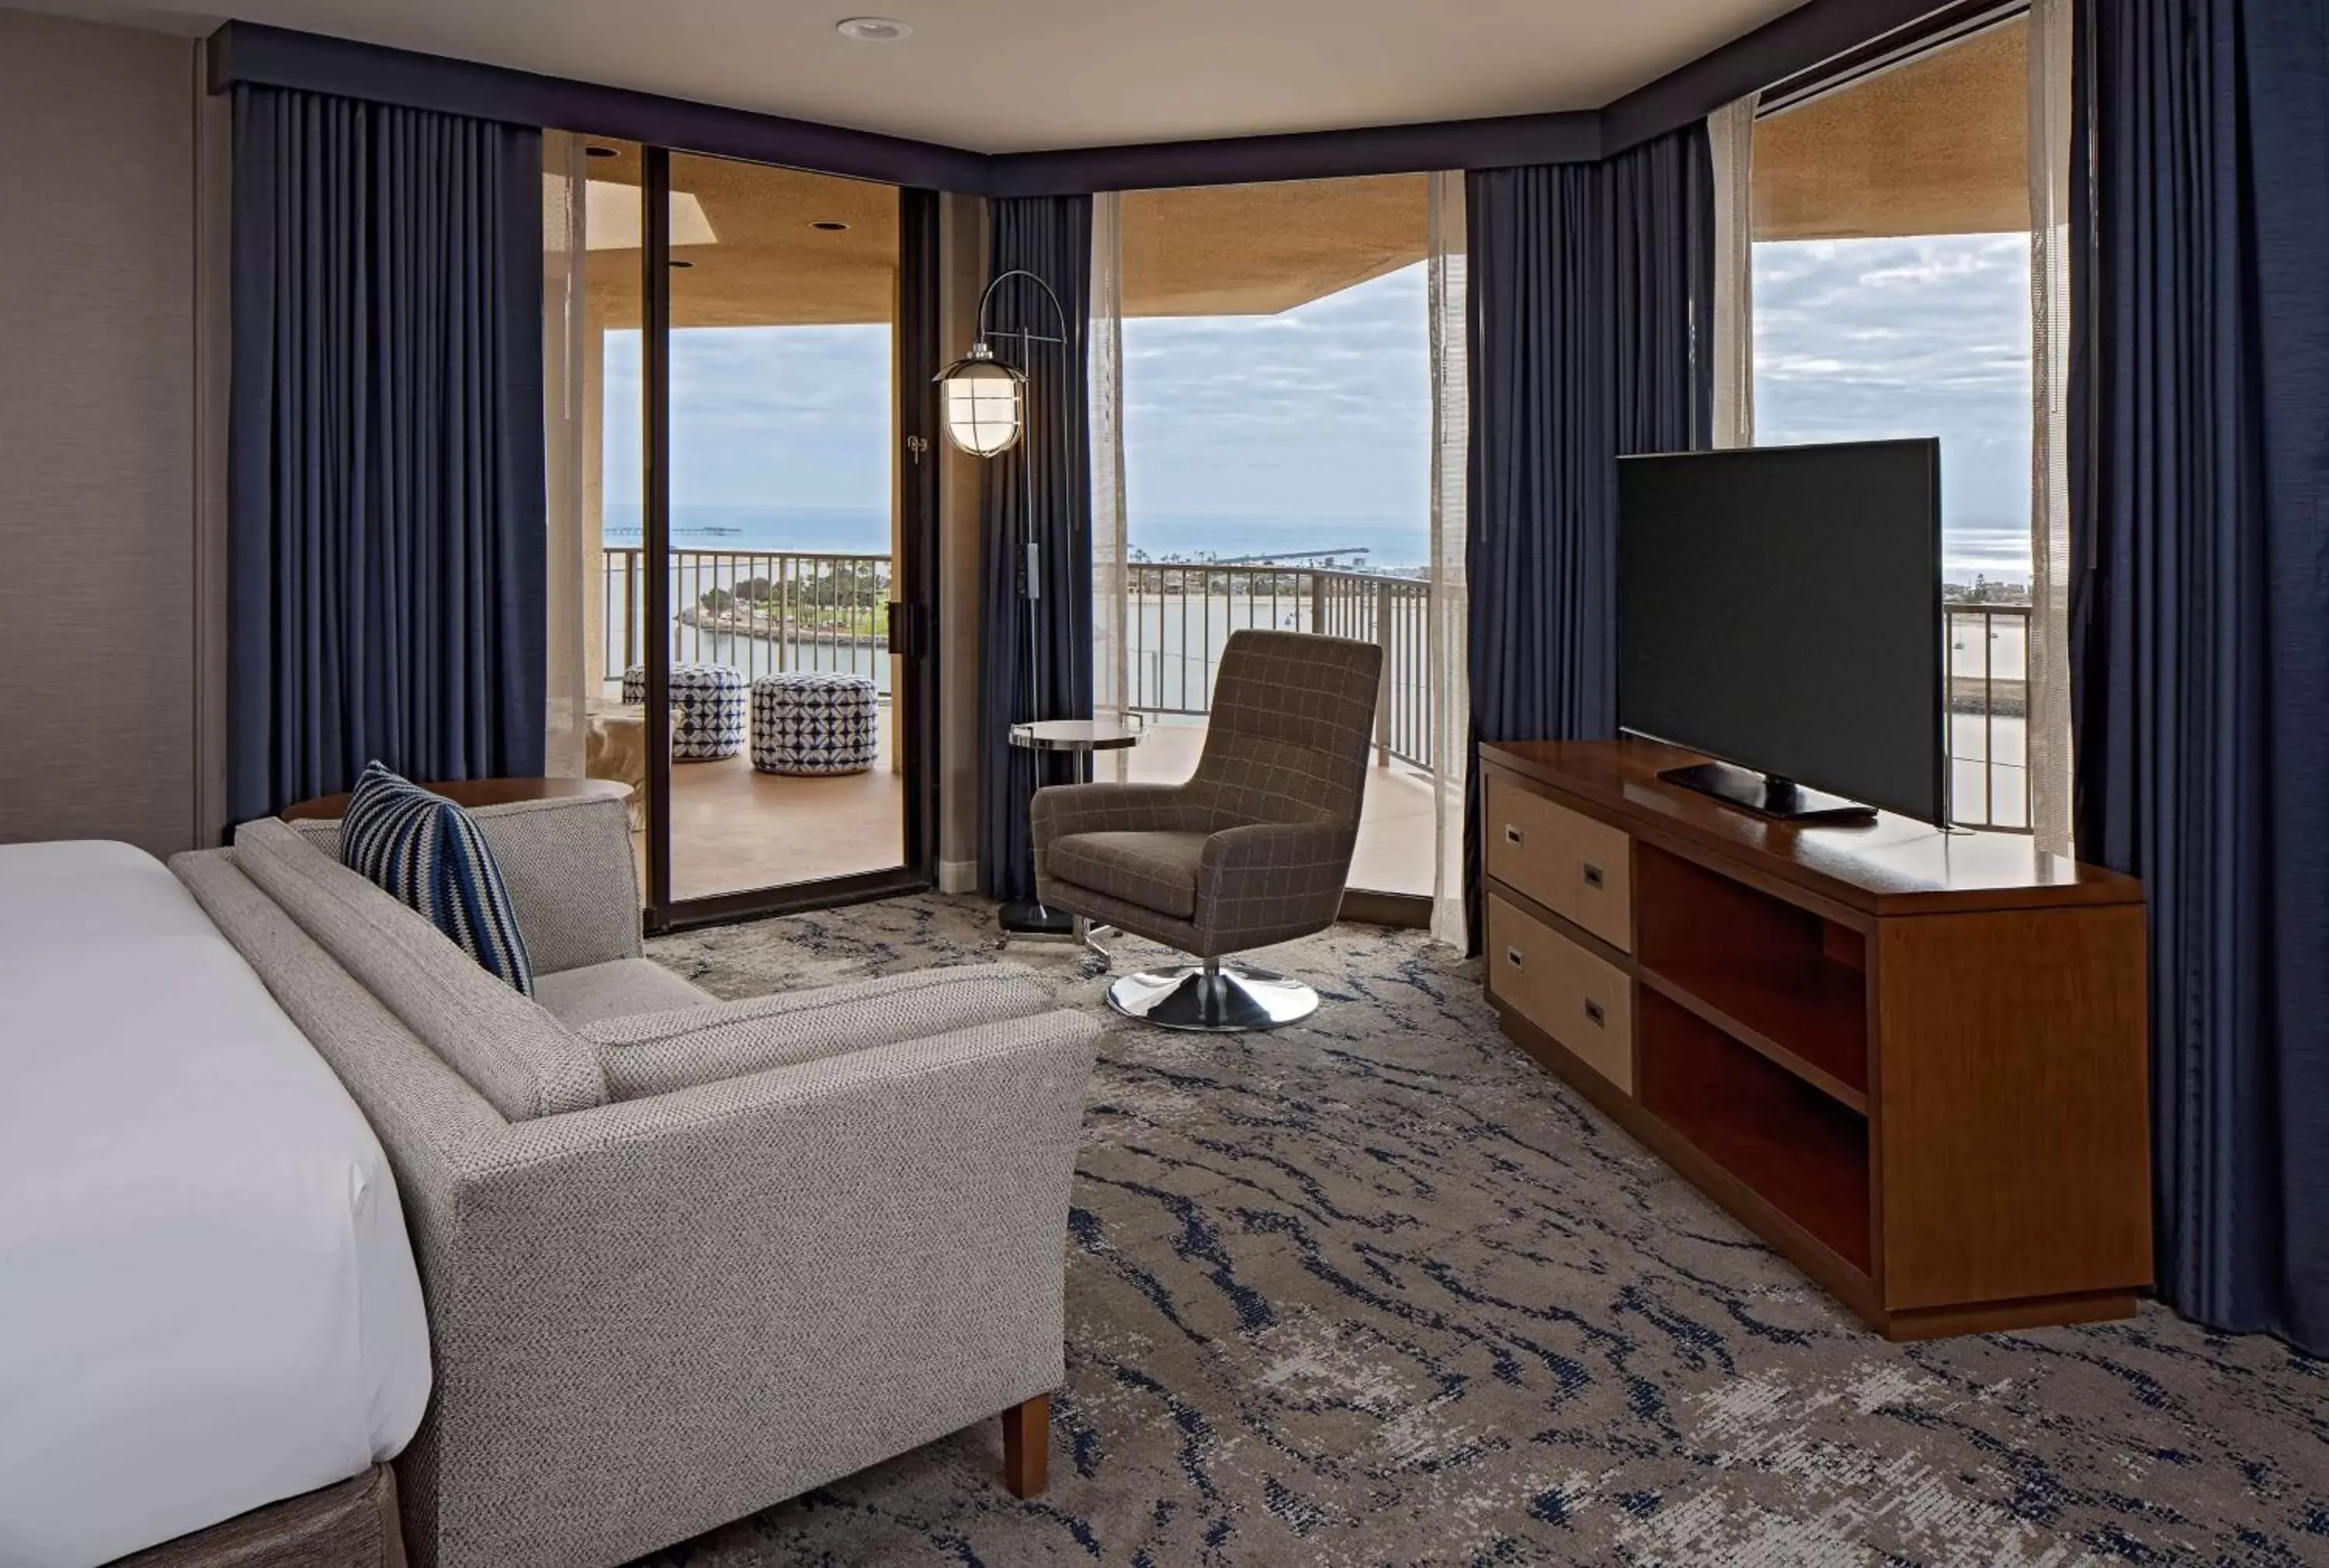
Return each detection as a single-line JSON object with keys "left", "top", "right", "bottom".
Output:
{"left": 1031, "top": 630, "right": 1383, "bottom": 1030}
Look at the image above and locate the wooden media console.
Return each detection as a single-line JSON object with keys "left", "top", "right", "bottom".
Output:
{"left": 1478, "top": 737, "right": 2151, "bottom": 1339}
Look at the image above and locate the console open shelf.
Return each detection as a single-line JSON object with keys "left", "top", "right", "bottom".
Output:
{"left": 1637, "top": 988, "right": 1872, "bottom": 1274}
{"left": 1633, "top": 841, "right": 1870, "bottom": 1110}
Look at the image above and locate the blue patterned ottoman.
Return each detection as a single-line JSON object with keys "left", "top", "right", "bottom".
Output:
{"left": 620, "top": 662, "right": 747, "bottom": 761}
{"left": 751, "top": 672, "right": 879, "bottom": 776}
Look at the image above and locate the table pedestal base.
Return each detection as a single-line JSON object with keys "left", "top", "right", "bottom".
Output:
{"left": 999, "top": 900, "right": 1075, "bottom": 937}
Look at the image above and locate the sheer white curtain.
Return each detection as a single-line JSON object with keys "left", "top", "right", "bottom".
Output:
{"left": 1427, "top": 172, "right": 1471, "bottom": 947}
{"left": 2027, "top": 0, "right": 2075, "bottom": 856}
{"left": 1088, "top": 191, "right": 1131, "bottom": 781}
{"left": 1707, "top": 91, "right": 1759, "bottom": 448}
{"left": 541, "top": 130, "right": 591, "bottom": 776}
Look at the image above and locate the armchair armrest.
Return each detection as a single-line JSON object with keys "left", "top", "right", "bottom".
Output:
{"left": 427, "top": 1010, "right": 1099, "bottom": 1568}
{"left": 1193, "top": 820, "right": 1357, "bottom": 946}
{"left": 1029, "top": 781, "right": 1199, "bottom": 848}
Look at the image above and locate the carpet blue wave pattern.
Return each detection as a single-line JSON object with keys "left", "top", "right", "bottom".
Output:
{"left": 637, "top": 894, "right": 2329, "bottom": 1567}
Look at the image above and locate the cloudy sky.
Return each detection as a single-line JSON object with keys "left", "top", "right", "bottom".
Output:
{"left": 1754, "top": 233, "right": 2034, "bottom": 581}
{"left": 606, "top": 231, "right": 2034, "bottom": 581}
{"left": 604, "top": 323, "right": 894, "bottom": 518}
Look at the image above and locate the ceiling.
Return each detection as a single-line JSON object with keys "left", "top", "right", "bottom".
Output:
{"left": 580, "top": 143, "right": 1426, "bottom": 327}
{"left": 1755, "top": 16, "right": 2027, "bottom": 241}
{"left": 28, "top": 0, "right": 1808, "bottom": 153}
{"left": 578, "top": 142, "right": 904, "bottom": 328}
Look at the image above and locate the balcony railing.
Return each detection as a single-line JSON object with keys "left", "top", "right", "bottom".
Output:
{"left": 600, "top": 547, "right": 892, "bottom": 693}
{"left": 1121, "top": 567, "right": 2033, "bottom": 831}
{"left": 1945, "top": 602, "right": 2031, "bottom": 831}
{"left": 596, "top": 550, "right": 2032, "bottom": 832}
{"left": 1123, "top": 562, "right": 1435, "bottom": 772}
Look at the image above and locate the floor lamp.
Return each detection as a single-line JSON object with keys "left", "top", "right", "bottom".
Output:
{"left": 936, "top": 267, "right": 1081, "bottom": 935}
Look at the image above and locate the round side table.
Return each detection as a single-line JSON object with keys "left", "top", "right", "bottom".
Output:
{"left": 1001, "top": 716, "right": 1147, "bottom": 947}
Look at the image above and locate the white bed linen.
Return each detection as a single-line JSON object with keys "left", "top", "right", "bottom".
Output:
{"left": 0, "top": 841, "right": 431, "bottom": 1568}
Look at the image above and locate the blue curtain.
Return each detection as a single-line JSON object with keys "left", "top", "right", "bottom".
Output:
{"left": 228, "top": 86, "right": 545, "bottom": 823}
{"left": 1463, "top": 129, "right": 1714, "bottom": 946}
{"left": 977, "top": 196, "right": 1094, "bottom": 904}
{"left": 2072, "top": 0, "right": 2329, "bottom": 1353}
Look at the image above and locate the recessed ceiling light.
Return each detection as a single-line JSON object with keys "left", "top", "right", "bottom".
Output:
{"left": 811, "top": 220, "right": 850, "bottom": 231}
{"left": 585, "top": 145, "right": 619, "bottom": 159}
{"left": 836, "top": 16, "right": 911, "bottom": 42}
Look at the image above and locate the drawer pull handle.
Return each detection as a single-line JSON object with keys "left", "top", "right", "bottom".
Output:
{"left": 1584, "top": 999, "right": 1607, "bottom": 1028}
{"left": 1581, "top": 862, "right": 1606, "bottom": 890}
{"left": 1505, "top": 825, "right": 1525, "bottom": 846}
{"left": 1505, "top": 946, "right": 1523, "bottom": 970}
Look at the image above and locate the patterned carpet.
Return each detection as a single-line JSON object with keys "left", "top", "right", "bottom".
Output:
{"left": 635, "top": 895, "right": 2329, "bottom": 1568}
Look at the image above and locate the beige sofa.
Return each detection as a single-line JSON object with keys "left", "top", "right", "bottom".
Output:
{"left": 171, "top": 792, "right": 1097, "bottom": 1568}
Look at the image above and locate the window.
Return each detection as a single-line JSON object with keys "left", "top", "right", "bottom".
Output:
{"left": 1750, "top": 16, "right": 2037, "bottom": 828}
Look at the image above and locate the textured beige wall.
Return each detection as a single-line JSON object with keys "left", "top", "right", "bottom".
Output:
{"left": 0, "top": 8, "right": 206, "bottom": 856}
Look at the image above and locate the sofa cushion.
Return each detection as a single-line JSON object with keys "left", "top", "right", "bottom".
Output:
{"left": 581, "top": 963, "right": 1055, "bottom": 1101}
{"left": 234, "top": 818, "right": 606, "bottom": 1120}
{"left": 533, "top": 958, "right": 713, "bottom": 1029}
{"left": 1045, "top": 830, "right": 1210, "bottom": 919}
{"left": 339, "top": 764, "right": 535, "bottom": 996}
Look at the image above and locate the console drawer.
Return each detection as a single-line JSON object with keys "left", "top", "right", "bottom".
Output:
{"left": 1487, "top": 893, "right": 1635, "bottom": 1093}
{"left": 1484, "top": 775, "right": 1634, "bottom": 952}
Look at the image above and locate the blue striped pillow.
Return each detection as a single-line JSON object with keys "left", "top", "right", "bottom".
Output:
{"left": 340, "top": 763, "right": 536, "bottom": 996}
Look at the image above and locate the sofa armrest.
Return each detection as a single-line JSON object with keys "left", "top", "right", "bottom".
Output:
{"left": 459, "top": 794, "right": 644, "bottom": 974}
{"left": 1193, "top": 820, "right": 1356, "bottom": 944}
{"left": 290, "top": 792, "right": 643, "bottom": 976}
{"left": 422, "top": 1010, "right": 1098, "bottom": 1568}
{"left": 581, "top": 963, "right": 1054, "bottom": 1099}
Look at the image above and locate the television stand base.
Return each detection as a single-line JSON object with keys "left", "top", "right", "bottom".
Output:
{"left": 1656, "top": 760, "right": 1879, "bottom": 824}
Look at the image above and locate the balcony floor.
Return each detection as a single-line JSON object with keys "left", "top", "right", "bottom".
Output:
{"left": 650, "top": 718, "right": 906, "bottom": 904}
{"left": 633, "top": 712, "right": 1437, "bottom": 907}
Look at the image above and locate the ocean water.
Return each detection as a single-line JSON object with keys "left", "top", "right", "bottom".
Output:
{"left": 609, "top": 503, "right": 2028, "bottom": 582}
{"left": 606, "top": 503, "right": 1434, "bottom": 568}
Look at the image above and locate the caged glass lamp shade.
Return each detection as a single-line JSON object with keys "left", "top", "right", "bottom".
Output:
{"left": 935, "top": 349, "right": 1026, "bottom": 457}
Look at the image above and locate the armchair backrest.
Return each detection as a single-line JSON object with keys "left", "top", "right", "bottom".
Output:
{"left": 1190, "top": 630, "right": 1383, "bottom": 831}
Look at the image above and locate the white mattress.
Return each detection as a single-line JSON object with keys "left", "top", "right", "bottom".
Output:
{"left": 0, "top": 841, "right": 431, "bottom": 1568}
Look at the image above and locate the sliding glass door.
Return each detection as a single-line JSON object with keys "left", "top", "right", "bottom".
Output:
{"left": 554, "top": 137, "right": 939, "bottom": 929}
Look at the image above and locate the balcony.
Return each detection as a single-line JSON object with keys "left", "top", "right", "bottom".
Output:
{"left": 599, "top": 546, "right": 900, "bottom": 901}
{"left": 1116, "top": 562, "right": 1439, "bottom": 895}
{"left": 595, "top": 551, "right": 2032, "bottom": 905}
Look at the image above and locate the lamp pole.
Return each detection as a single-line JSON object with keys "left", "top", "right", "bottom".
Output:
{"left": 965, "top": 269, "right": 1074, "bottom": 734}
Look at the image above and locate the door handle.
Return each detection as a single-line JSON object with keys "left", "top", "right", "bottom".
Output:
{"left": 1584, "top": 998, "right": 1606, "bottom": 1028}
{"left": 1581, "top": 861, "right": 1605, "bottom": 890}
{"left": 1505, "top": 946, "right": 1523, "bottom": 971}
{"left": 1504, "top": 824, "right": 1524, "bottom": 846}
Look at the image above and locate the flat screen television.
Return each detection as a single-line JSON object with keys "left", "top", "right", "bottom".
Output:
{"left": 1616, "top": 439, "right": 1945, "bottom": 825}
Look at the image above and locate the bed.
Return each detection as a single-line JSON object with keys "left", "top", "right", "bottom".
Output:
{"left": 0, "top": 841, "right": 431, "bottom": 1568}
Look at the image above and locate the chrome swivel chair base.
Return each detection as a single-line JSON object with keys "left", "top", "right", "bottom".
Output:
{"left": 1105, "top": 958, "right": 1319, "bottom": 1032}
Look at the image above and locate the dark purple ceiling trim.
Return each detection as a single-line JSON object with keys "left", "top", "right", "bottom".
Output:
{"left": 206, "top": 21, "right": 992, "bottom": 191}
{"left": 985, "top": 111, "right": 1603, "bottom": 198}
{"left": 208, "top": 2, "right": 1962, "bottom": 195}
{"left": 1600, "top": 0, "right": 1960, "bottom": 154}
